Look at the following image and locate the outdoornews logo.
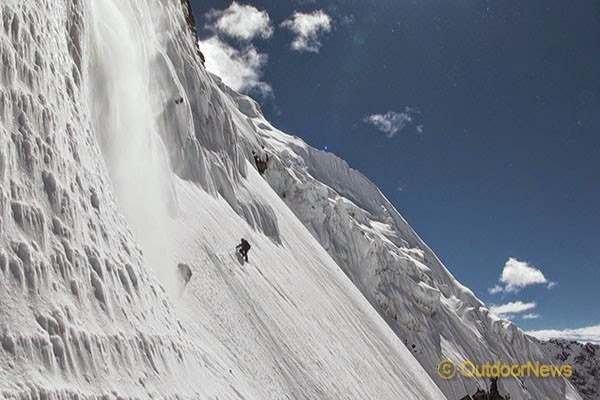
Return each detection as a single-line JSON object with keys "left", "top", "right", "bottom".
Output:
{"left": 437, "top": 359, "right": 573, "bottom": 380}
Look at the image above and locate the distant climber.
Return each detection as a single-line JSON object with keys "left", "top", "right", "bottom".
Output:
{"left": 488, "top": 377, "right": 508, "bottom": 400}
{"left": 236, "top": 238, "right": 251, "bottom": 262}
{"left": 175, "top": 97, "right": 184, "bottom": 105}
{"left": 490, "top": 377, "right": 499, "bottom": 396}
{"left": 252, "top": 146, "right": 269, "bottom": 175}
{"left": 252, "top": 151, "right": 261, "bottom": 169}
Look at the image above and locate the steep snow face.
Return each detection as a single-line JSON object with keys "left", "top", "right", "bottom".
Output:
{"left": 226, "top": 97, "right": 583, "bottom": 399}
{"left": 0, "top": 1, "right": 449, "bottom": 399}
{"left": 541, "top": 339, "right": 600, "bottom": 400}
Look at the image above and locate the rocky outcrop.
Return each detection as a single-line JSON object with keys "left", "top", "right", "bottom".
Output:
{"left": 541, "top": 339, "right": 600, "bottom": 400}
{"left": 458, "top": 377, "right": 511, "bottom": 400}
{"left": 178, "top": 0, "right": 205, "bottom": 63}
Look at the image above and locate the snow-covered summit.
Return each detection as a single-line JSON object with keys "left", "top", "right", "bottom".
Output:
{"left": 0, "top": 0, "right": 582, "bottom": 399}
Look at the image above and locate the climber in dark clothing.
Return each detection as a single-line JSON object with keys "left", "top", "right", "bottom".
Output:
{"left": 459, "top": 377, "right": 509, "bottom": 400}
{"left": 489, "top": 377, "right": 500, "bottom": 399}
{"left": 252, "top": 147, "right": 269, "bottom": 175}
{"left": 236, "top": 238, "right": 251, "bottom": 262}
{"left": 252, "top": 151, "right": 261, "bottom": 168}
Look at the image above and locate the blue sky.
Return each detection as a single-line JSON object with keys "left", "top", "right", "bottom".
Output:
{"left": 190, "top": 0, "right": 600, "bottom": 342}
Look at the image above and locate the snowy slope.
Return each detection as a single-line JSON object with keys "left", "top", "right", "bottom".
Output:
{"left": 0, "top": 0, "right": 449, "bottom": 399}
{"left": 541, "top": 339, "right": 600, "bottom": 400}
{"left": 222, "top": 82, "right": 583, "bottom": 399}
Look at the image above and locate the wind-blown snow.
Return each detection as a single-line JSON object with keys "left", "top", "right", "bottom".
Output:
{"left": 87, "top": 0, "right": 180, "bottom": 294}
{"left": 0, "top": 0, "right": 447, "bottom": 399}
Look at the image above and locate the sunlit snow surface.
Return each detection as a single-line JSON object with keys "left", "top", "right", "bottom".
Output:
{"left": 0, "top": 0, "right": 580, "bottom": 399}
{"left": 232, "top": 92, "right": 582, "bottom": 400}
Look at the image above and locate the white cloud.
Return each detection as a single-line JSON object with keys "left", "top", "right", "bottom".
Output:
{"left": 206, "top": 2, "right": 273, "bottom": 41}
{"left": 501, "top": 258, "right": 548, "bottom": 291}
{"left": 527, "top": 324, "right": 600, "bottom": 344}
{"left": 281, "top": 10, "right": 332, "bottom": 53}
{"left": 363, "top": 109, "right": 419, "bottom": 138}
{"left": 490, "top": 301, "right": 536, "bottom": 318}
{"left": 522, "top": 313, "right": 540, "bottom": 320}
{"left": 488, "top": 257, "right": 553, "bottom": 294}
{"left": 198, "top": 37, "right": 272, "bottom": 99}
{"left": 488, "top": 284, "right": 503, "bottom": 295}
